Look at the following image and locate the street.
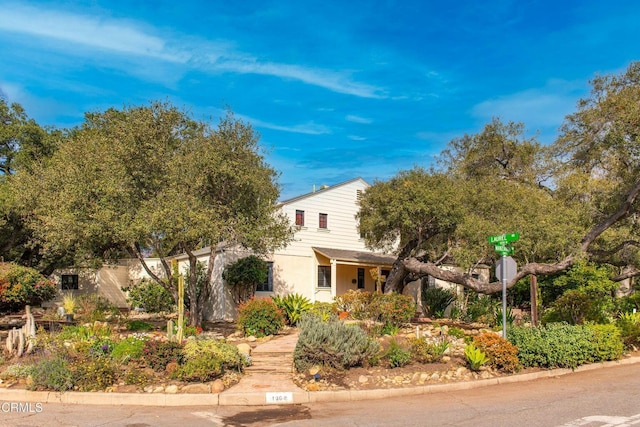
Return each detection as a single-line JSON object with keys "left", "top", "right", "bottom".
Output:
{"left": 1, "top": 363, "right": 639, "bottom": 426}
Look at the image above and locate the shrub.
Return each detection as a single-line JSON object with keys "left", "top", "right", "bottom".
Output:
{"left": 126, "top": 320, "right": 154, "bottom": 332}
{"left": 586, "top": 323, "right": 623, "bottom": 361}
{"left": 545, "top": 290, "right": 603, "bottom": 325}
{"left": 370, "top": 293, "right": 416, "bottom": 327}
{"left": 182, "top": 339, "right": 245, "bottom": 371}
{"left": 617, "top": 312, "right": 640, "bottom": 348}
{"left": 272, "top": 293, "right": 313, "bottom": 326}
{"left": 71, "top": 355, "right": 118, "bottom": 391}
{"left": 421, "top": 286, "right": 456, "bottom": 318}
{"left": 293, "top": 315, "right": 380, "bottom": 371}
{"left": 308, "top": 301, "right": 336, "bottom": 322}
{"left": 123, "top": 279, "right": 174, "bottom": 313}
{"left": 508, "top": 323, "right": 623, "bottom": 369}
{"left": 472, "top": 332, "right": 520, "bottom": 373}
{"left": 333, "top": 290, "right": 374, "bottom": 319}
{"left": 111, "top": 336, "right": 147, "bottom": 363}
{"left": 76, "top": 294, "right": 120, "bottom": 323}
{"left": 409, "top": 337, "right": 449, "bottom": 363}
{"left": 0, "top": 263, "right": 57, "bottom": 312}
{"left": 123, "top": 366, "right": 152, "bottom": 388}
{"left": 447, "top": 327, "right": 466, "bottom": 339}
{"left": 237, "top": 298, "right": 285, "bottom": 337}
{"left": 464, "top": 294, "right": 497, "bottom": 325}
{"left": 223, "top": 256, "right": 268, "bottom": 305}
{"left": 28, "top": 356, "right": 74, "bottom": 392}
{"left": 465, "top": 344, "right": 489, "bottom": 371}
{"left": 174, "top": 355, "right": 222, "bottom": 382}
{"left": 141, "top": 340, "right": 184, "bottom": 371}
{"left": 385, "top": 339, "right": 412, "bottom": 368}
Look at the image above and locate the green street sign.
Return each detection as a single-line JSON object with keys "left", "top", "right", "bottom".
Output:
{"left": 488, "top": 233, "right": 520, "bottom": 244}
{"left": 494, "top": 244, "right": 514, "bottom": 256}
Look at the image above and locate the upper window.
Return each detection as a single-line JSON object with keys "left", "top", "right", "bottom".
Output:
{"left": 256, "top": 262, "right": 274, "bottom": 292}
{"left": 319, "top": 213, "right": 328, "bottom": 229}
{"left": 61, "top": 274, "right": 79, "bottom": 290}
{"left": 295, "top": 210, "right": 305, "bottom": 226}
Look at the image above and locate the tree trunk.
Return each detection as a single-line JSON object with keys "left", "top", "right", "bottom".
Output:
{"left": 384, "top": 239, "right": 419, "bottom": 294}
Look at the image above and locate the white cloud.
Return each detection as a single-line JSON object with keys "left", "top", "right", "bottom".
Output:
{"left": 345, "top": 114, "right": 373, "bottom": 124}
{"left": 348, "top": 135, "right": 366, "bottom": 141}
{"left": 472, "top": 79, "right": 586, "bottom": 130}
{"left": 0, "top": 3, "right": 384, "bottom": 98}
{"left": 237, "top": 113, "right": 332, "bottom": 135}
{"left": 0, "top": 4, "right": 187, "bottom": 62}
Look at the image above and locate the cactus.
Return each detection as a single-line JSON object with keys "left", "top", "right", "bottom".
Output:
{"left": 6, "top": 305, "right": 36, "bottom": 358}
{"left": 167, "top": 319, "right": 174, "bottom": 342}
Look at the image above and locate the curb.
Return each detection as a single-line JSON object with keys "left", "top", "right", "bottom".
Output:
{"left": 1, "top": 356, "right": 639, "bottom": 407}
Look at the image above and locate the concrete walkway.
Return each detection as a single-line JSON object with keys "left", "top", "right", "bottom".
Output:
{"left": 1, "top": 332, "right": 640, "bottom": 407}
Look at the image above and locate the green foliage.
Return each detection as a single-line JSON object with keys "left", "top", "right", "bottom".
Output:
{"left": 75, "top": 294, "right": 120, "bottom": 323}
{"left": 224, "top": 256, "right": 268, "bottom": 305}
{"left": 123, "top": 279, "right": 174, "bottom": 313}
{"left": 141, "top": 340, "right": 184, "bottom": 371}
{"left": 587, "top": 324, "right": 624, "bottom": 361}
{"left": 333, "top": 290, "right": 373, "bottom": 319}
{"left": 111, "top": 336, "right": 147, "bottom": 363}
{"left": 28, "top": 356, "right": 73, "bottom": 392}
{"left": 542, "top": 262, "right": 618, "bottom": 324}
{"left": 174, "top": 355, "right": 222, "bottom": 382}
{"left": 308, "top": 301, "right": 336, "bottom": 322}
{"left": 334, "top": 291, "right": 414, "bottom": 326}
{"left": 272, "top": 293, "right": 313, "bottom": 326}
{"left": 381, "top": 323, "right": 400, "bottom": 336}
{"left": 447, "top": 327, "right": 466, "bottom": 339}
{"left": 385, "top": 339, "right": 412, "bottom": 368}
{"left": 0, "top": 363, "right": 31, "bottom": 380}
{"left": 617, "top": 312, "right": 640, "bottom": 348}
{"left": 472, "top": 332, "right": 521, "bottom": 373}
{"left": 182, "top": 339, "right": 245, "bottom": 371}
{"left": 495, "top": 306, "right": 515, "bottom": 327}
{"left": 464, "top": 294, "right": 497, "bottom": 325}
{"left": 237, "top": 298, "right": 285, "bottom": 337}
{"left": 421, "top": 286, "right": 457, "bottom": 318}
{"left": 409, "top": 337, "right": 449, "bottom": 363}
{"left": 294, "top": 315, "right": 380, "bottom": 372}
{"left": 71, "top": 356, "right": 118, "bottom": 391}
{"left": 370, "top": 293, "right": 416, "bottom": 327}
{"left": 464, "top": 344, "right": 489, "bottom": 371}
{"left": 123, "top": 366, "right": 152, "bottom": 388}
{"left": 0, "top": 263, "right": 57, "bottom": 312}
{"left": 18, "top": 102, "right": 293, "bottom": 327}
{"left": 126, "top": 320, "right": 155, "bottom": 332}
{"left": 508, "top": 323, "right": 623, "bottom": 369}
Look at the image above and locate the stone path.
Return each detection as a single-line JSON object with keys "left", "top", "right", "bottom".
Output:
{"left": 226, "top": 331, "right": 303, "bottom": 394}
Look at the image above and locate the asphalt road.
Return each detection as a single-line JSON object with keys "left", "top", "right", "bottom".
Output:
{"left": 1, "top": 363, "right": 639, "bottom": 427}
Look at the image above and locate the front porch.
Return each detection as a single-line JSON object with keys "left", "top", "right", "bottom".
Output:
{"left": 312, "top": 247, "right": 396, "bottom": 303}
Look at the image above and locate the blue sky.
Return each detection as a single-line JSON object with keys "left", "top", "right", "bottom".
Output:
{"left": 1, "top": 1, "right": 640, "bottom": 200}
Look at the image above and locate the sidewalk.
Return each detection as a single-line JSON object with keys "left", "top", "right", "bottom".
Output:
{"left": 0, "top": 332, "right": 639, "bottom": 407}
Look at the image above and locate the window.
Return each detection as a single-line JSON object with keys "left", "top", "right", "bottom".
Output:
{"left": 295, "top": 210, "right": 305, "bottom": 227}
{"left": 256, "top": 262, "right": 273, "bottom": 292}
{"left": 61, "top": 274, "right": 79, "bottom": 290}
{"left": 317, "top": 266, "right": 331, "bottom": 288}
{"left": 319, "top": 213, "right": 328, "bottom": 229}
{"left": 357, "top": 268, "right": 365, "bottom": 289}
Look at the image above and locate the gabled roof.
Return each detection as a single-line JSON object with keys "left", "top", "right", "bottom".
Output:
{"left": 278, "top": 177, "right": 369, "bottom": 206}
{"left": 313, "top": 247, "right": 396, "bottom": 266}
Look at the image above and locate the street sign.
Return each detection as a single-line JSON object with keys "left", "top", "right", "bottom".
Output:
{"left": 494, "top": 244, "right": 513, "bottom": 256}
{"left": 496, "top": 256, "right": 517, "bottom": 282}
{"left": 488, "top": 233, "right": 520, "bottom": 244}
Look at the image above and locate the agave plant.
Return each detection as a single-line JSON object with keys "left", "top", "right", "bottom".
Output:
{"left": 272, "top": 293, "right": 312, "bottom": 326}
{"left": 465, "top": 344, "right": 489, "bottom": 371}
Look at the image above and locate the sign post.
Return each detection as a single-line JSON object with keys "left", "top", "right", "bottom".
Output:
{"left": 488, "top": 233, "right": 519, "bottom": 339}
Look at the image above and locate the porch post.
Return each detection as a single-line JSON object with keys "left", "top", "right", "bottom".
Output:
{"left": 330, "top": 259, "right": 337, "bottom": 298}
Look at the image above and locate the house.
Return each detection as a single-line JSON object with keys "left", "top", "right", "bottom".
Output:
{"left": 51, "top": 178, "right": 398, "bottom": 320}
